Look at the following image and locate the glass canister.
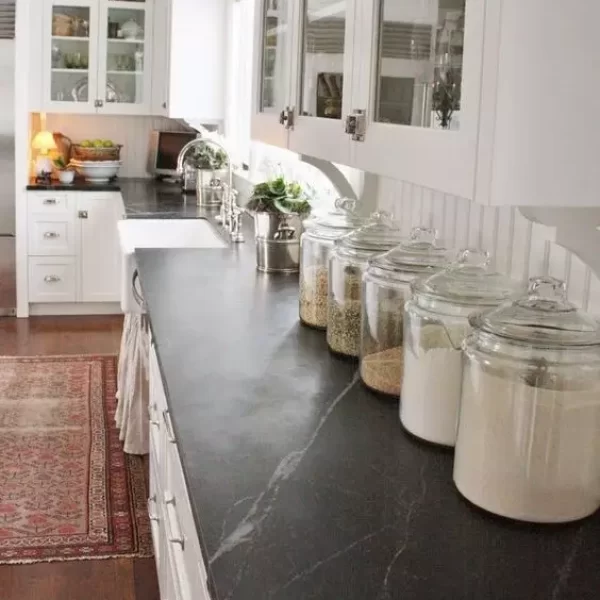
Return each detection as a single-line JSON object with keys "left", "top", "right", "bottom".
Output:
{"left": 401, "top": 249, "right": 521, "bottom": 445}
{"left": 327, "top": 212, "right": 404, "bottom": 358}
{"left": 299, "top": 198, "right": 365, "bottom": 329}
{"left": 359, "top": 227, "right": 451, "bottom": 397}
{"left": 454, "top": 276, "right": 600, "bottom": 523}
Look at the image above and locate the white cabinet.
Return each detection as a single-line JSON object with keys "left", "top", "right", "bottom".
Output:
{"left": 27, "top": 191, "right": 123, "bottom": 307}
{"left": 79, "top": 195, "right": 122, "bottom": 302}
{"left": 42, "top": 0, "right": 154, "bottom": 115}
{"left": 151, "top": 0, "right": 226, "bottom": 122}
{"left": 148, "top": 343, "right": 211, "bottom": 600}
{"left": 251, "top": 0, "right": 600, "bottom": 207}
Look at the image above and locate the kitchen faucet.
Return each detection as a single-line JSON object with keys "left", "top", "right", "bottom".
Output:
{"left": 176, "top": 138, "right": 244, "bottom": 243}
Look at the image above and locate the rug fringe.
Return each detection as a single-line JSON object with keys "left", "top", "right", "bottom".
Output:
{"left": 0, "top": 551, "right": 153, "bottom": 566}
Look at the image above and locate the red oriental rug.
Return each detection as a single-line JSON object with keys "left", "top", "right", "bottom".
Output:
{"left": 0, "top": 355, "right": 152, "bottom": 564}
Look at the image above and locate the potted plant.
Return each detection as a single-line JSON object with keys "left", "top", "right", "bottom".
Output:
{"left": 53, "top": 156, "right": 76, "bottom": 184}
{"left": 246, "top": 176, "right": 311, "bottom": 273}
{"left": 189, "top": 145, "right": 229, "bottom": 206}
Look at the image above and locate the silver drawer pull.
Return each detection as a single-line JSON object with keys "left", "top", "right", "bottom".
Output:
{"left": 162, "top": 409, "right": 176, "bottom": 444}
{"left": 43, "top": 198, "right": 57, "bottom": 205}
{"left": 43, "top": 231, "right": 60, "bottom": 239}
{"left": 148, "top": 404, "right": 160, "bottom": 427}
{"left": 44, "top": 275, "right": 61, "bottom": 283}
{"left": 165, "top": 493, "right": 185, "bottom": 548}
{"left": 148, "top": 495, "right": 160, "bottom": 522}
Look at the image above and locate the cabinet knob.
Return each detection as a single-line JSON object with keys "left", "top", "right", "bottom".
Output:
{"left": 78, "top": 210, "right": 88, "bottom": 219}
{"left": 162, "top": 102, "right": 167, "bottom": 109}
{"left": 43, "top": 231, "right": 60, "bottom": 239}
{"left": 43, "top": 198, "right": 57, "bottom": 205}
{"left": 44, "top": 275, "right": 61, "bottom": 284}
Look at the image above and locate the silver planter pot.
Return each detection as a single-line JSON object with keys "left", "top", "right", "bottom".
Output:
{"left": 196, "top": 168, "right": 226, "bottom": 206}
{"left": 253, "top": 212, "right": 304, "bottom": 273}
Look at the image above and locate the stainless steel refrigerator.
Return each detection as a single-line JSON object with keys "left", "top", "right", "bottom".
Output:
{"left": 0, "top": 1, "right": 15, "bottom": 314}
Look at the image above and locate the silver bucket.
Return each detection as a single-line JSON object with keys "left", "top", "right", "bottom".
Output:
{"left": 253, "top": 212, "right": 303, "bottom": 273}
{"left": 196, "top": 169, "right": 226, "bottom": 206}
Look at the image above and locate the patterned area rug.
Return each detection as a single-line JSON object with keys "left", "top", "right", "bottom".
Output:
{"left": 0, "top": 355, "right": 152, "bottom": 564}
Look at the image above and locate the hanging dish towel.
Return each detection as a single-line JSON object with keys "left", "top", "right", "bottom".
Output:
{"left": 116, "top": 313, "right": 149, "bottom": 455}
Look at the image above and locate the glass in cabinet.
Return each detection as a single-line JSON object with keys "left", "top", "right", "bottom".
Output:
{"left": 287, "top": 0, "right": 357, "bottom": 165}
{"left": 345, "top": 0, "right": 483, "bottom": 198}
{"left": 98, "top": 1, "right": 153, "bottom": 113}
{"left": 46, "top": 2, "right": 98, "bottom": 111}
{"left": 252, "top": 0, "right": 294, "bottom": 148}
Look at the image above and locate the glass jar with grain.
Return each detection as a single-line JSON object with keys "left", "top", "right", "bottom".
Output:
{"left": 299, "top": 199, "right": 365, "bottom": 329}
{"left": 359, "top": 227, "right": 451, "bottom": 397}
{"left": 455, "top": 276, "right": 600, "bottom": 523}
{"left": 327, "top": 212, "right": 403, "bottom": 358}
{"left": 401, "top": 249, "right": 521, "bottom": 445}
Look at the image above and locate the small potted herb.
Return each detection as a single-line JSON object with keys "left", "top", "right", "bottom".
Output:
{"left": 189, "top": 145, "right": 229, "bottom": 207}
{"left": 247, "top": 176, "right": 311, "bottom": 273}
{"left": 53, "top": 156, "right": 75, "bottom": 184}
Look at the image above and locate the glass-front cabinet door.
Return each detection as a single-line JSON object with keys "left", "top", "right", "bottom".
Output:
{"left": 252, "top": 0, "right": 295, "bottom": 148}
{"left": 44, "top": 0, "right": 99, "bottom": 113}
{"left": 98, "top": 0, "right": 153, "bottom": 114}
{"left": 353, "top": 0, "right": 484, "bottom": 198}
{"left": 287, "top": 0, "right": 358, "bottom": 165}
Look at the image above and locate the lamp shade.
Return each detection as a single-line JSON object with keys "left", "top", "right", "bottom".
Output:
{"left": 32, "top": 131, "right": 57, "bottom": 153}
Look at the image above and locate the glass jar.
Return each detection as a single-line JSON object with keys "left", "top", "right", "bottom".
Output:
{"left": 359, "top": 227, "right": 451, "bottom": 396}
{"left": 299, "top": 198, "right": 365, "bottom": 329}
{"left": 454, "top": 276, "right": 600, "bottom": 523}
{"left": 327, "top": 212, "right": 403, "bottom": 358}
{"left": 401, "top": 249, "right": 521, "bottom": 445}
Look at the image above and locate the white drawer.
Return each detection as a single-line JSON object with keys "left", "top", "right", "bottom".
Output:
{"left": 149, "top": 345, "right": 167, "bottom": 467}
{"left": 28, "top": 215, "right": 76, "bottom": 256}
{"left": 28, "top": 192, "right": 71, "bottom": 214}
{"left": 164, "top": 436, "right": 210, "bottom": 600}
{"left": 149, "top": 442, "right": 165, "bottom": 577}
{"left": 28, "top": 257, "right": 77, "bottom": 303}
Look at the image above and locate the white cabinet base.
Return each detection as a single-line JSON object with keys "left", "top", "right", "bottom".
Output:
{"left": 29, "top": 302, "right": 122, "bottom": 316}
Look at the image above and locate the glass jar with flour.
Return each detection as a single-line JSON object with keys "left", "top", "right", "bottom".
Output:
{"left": 327, "top": 212, "right": 403, "bottom": 358}
{"left": 401, "top": 248, "right": 520, "bottom": 444}
{"left": 360, "top": 227, "right": 451, "bottom": 397}
{"left": 299, "top": 199, "right": 365, "bottom": 329}
{"left": 454, "top": 276, "right": 600, "bottom": 523}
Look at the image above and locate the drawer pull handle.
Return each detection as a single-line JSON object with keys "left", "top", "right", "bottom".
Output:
{"left": 43, "top": 198, "right": 57, "bottom": 205}
{"left": 44, "top": 275, "right": 61, "bottom": 283}
{"left": 148, "top": 495, "right": 160, "bottom": 522}
{"left": 165, "top": 494, "right": 185, "bottom": 548}
{"left": 148, "top": 404, "right": 160, "bottom": 427}
{"left": 162, "top": 410, "right": 176, "bottom": 444}
{"left": 43, "top": 231, "right": 60, "bottom": 239}
{"left": 78, "top": 210, "right": 88, "bottom": 219}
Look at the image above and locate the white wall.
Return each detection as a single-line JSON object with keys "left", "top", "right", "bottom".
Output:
{"left": 377, "top": 178, "right": 600, "bottom": 314}
{"left": 44, "top": 114, "right": 190, "bottom": 178}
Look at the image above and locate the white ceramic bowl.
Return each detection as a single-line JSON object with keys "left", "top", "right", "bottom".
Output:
{"left": 70, "top": 160, "right": 121, "bottom": 183}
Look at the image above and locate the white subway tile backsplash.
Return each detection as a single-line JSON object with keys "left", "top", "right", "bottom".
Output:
{"left": 377, "top": 177, "right": 600, "bottom": 314}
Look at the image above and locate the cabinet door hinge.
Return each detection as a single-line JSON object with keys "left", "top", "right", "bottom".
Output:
{"left": 345, "top": 110, "right": 366, "bottom": 142}
{"left": 279, "top": 106, "right": 294, "bottom": 130}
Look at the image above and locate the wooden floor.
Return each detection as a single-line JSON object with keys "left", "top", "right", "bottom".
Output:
{"left": 0, "top": 315, "right": 160, "bottom": 600}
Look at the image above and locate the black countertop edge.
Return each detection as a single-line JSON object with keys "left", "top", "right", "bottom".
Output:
{"left": 27, "top": 180, "right": 122, "bottom": 191}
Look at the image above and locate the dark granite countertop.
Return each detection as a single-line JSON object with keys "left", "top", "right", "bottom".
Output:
{"left": 27, "top": 178, "right": 121, "bottom": 192}
{"left": 135, "top": 225, "right": 600, "bottom": 600}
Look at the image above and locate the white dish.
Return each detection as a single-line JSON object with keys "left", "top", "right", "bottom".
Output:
{"left": 70, "top": 159, "right": 122, "bottom": 183}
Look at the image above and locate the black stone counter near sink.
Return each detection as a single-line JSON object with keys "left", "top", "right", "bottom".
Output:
{"left": 136, "top": 224, "right": 600, "bottom": 600}
{"left": 27, "top": 178, "right": 121, "bottom": 192}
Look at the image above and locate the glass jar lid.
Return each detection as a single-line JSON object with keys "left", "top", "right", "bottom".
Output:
{"left": 470, "top": 276, "right": 600, "bottom": 348}
{"left": 369, "top": 226, "right": 451, "bottom": 274}
{"left": 335, "top": 211, "right": 403, "bottom": 252}
{"left": 304, "top": 198, "right": 366, "bottom": 238}
{"left": 412, "top": 248, "right": 521, "bottom": 307}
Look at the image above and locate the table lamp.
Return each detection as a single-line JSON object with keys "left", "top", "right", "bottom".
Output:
{"left": 32, "top": 130, "right": 57, "bottom": 178}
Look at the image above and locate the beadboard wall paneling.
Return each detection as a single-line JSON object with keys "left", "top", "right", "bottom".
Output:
{"left": 377, "top": 177, "right": 600, "bottom": 314}
{"left": 45, "top": 114, "right": 191, "bottom": 178}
